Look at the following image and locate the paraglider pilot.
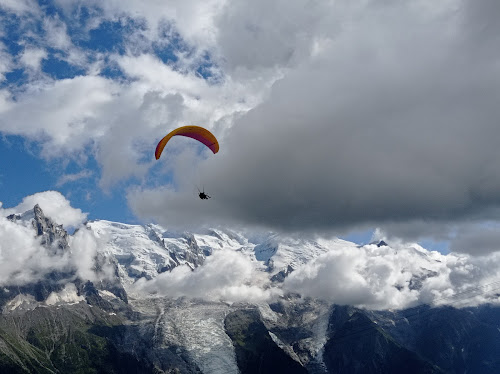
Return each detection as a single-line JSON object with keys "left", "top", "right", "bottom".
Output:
{"left": 199, "top": 191, "right": 211, "bottom": 200}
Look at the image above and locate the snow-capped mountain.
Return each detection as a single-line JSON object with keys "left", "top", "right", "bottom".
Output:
{"left": 254, "top": 234, "right": 356, "bottom": 272}
{"left": 0, "top": 205, "right": 499, "bottom": 373}
{"left": 86, "top": 220, "right": 254, "bottom": 283}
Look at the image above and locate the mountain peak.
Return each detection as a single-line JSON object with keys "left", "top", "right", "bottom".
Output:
{"left": 33, "top": 203, "right": 43, "bottom": 217}
{"left": 30, "top": 204, "right": 69, "bottom": 250}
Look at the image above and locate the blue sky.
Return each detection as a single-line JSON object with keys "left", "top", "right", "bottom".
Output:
{"left": 0, "top": 134, "right": 132, "bottom": 222}
{"left": 1, "top": 0, "right": 500, "bottom": 255}
{"left": 0, "top": 2, "right": 164, "bottom": 223}
{"left": 0, "top": 1, "right": 215, "bottom": 223}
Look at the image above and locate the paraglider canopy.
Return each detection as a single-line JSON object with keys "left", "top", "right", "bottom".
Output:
{"left": 155, "top": 125, "right": 219, "bottom": 160}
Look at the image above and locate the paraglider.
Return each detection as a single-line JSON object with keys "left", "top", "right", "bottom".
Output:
{"left": 155, "top": 125, "right": 218, "bottom": 201}
{"left": 155, "top": 126, "right": 219, "bottom": 160}
{"left": 197, "top": 187, "right": 211, "bottom": 200}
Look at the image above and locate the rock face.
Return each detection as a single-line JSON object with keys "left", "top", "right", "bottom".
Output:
{"left": 32, "top": 204, "right": 69, "bottom": 250}
{"left": 7, "top": 204, "right": 69, "bottom": 250}
{"left": 2, "top": 299, "right": 498, "bottom": 373}
{"left": 323, "top": 311, "right": 441, "bottom": 374}
{"left": 224, "top": 309, "right": 308, "bottom": 374}
{"left": 393, "top": 305, "right": 500, "bottom": 374}
{"left": 0, "top": 303, "right": 157, "bottom": 374}
{"left": 1, "top": 206, "right": 500, "bottom": 373}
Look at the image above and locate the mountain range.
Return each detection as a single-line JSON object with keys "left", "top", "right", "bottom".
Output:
{"left": 0, "top": 205, "right": 499, "bottom": 373}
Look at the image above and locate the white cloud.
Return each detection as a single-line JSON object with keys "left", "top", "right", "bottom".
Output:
{"left": 0, "top": 75, "right": 117, "bottom": 155}
{"left": 19, "top": 47, "right": 48, "bottom": 72}
{"left": 125, "top": 233, "right": 500, "bottom": 309}
{"left": 133, "top": 249, "right": 280, "bottom": 303}
{"left": 0, "top": 43, "right": 270, "bottom": 188}
{"left": 0, "top": 0, "right": 281, "bottom": 192}
{"left": 0, "top": 214, "right": 84, "bottom": 287}
{"left": 284, "top": 240, "right": 500, "bottom": 310}
{"left": 53, "top": 0, "right": 225, "bottom": 49}
{"left": 56, "top": 169, "right": 93, "bottom": 187}
{"left": 69, "top": 228, "right": 101, "bottom": 282}
{"left": 0, "top": 217, "right": 102, "bottom": 287}
{"left": 0, "top": 0, "right": 40, "bottom": 16}
{"left": 41, "top": 15, "right": 91, "bottom": 69}
{"left": 0, "top": 215, "right": 49, "bottom": 285}
{"left": 0, "top": 42, "right": 13, "bottom": 81}
{"left": 285, "top": 249, "right": 378, "bottom": 305}
{"left": 1, "top": 190, "right": 87, "bottom": 227}
{"left": 43, "top": 15, "right": 72, "bottom": 51}
{"left": 0, "top": 192, "right": 112, "bottom": 287}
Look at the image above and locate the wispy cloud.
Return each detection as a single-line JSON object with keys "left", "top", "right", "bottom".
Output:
{"left": 0, "top": 0, "right": 40, "bottom": 16}
{"left": 19, "top": 47, "right": 47, "bottom": 72}
{"left": 56, "top": 169, "right": 93, "bottom": 187}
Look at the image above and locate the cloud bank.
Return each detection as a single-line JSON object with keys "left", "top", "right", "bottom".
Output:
{"left": 132, "top": 249, "right": 279, "bottom": 304}
{"left": 130, "top": 235, "right": 500, "bottom": 310}
{"left": 284, "top": 241, "right": 500, "bottom": 310}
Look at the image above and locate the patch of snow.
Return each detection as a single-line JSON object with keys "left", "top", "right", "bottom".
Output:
{"left": 98, "top": 290, "right": 119, "bottom": 299}
{"left": 257, "top": 235, "right": 356, "bottom": 274}
{"left": 45, "top": 283, "right": 84, "bottom": 306}
{"left": 5, "top": 294, "right": 37, "bottom": 311}
{"left": 258, "top": 303, "right": 279, "bottom": 323}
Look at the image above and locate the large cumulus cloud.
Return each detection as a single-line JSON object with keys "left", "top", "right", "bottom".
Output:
{"left": 283, "top": 239, "right": 500, "bottom": 310}
{"left": 132, "top": 249, "right": 280, "bottom": 303}
{"left": 129, "top": 0, "right": 500, "bottom": 245}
